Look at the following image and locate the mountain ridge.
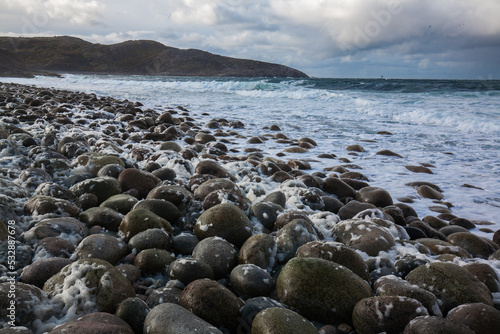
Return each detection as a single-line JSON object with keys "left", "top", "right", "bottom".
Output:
{"left": 0, "top": 36, "right": 308, "bottom": 78}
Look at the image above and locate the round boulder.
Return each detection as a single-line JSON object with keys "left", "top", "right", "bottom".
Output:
{"left": 43, "top": 258, "right": 135, "bottom": 314}
{"left": 73, "top": 234, "right": 128, "bottom": 265}
{"left": 334, "top": 219, "right": 395, "bottom": 256}
{"left": 49, "top": 312, "right": 134, "bottom": 334}
{"left": 230, "top": 264, "right": 274, "bottom": 299}
{"left": 192, "top": 237, "right": 238, "bottom": 279}
{"left": 70, "top": 176, "right": 121, "bottom": 204}
{"left": 276, "top": 257, "right": 372, "bottom": 325}
{"left": 404, "top": 316, "right": 474, "bottom": 334}
{"left": 128, "top": 228, "right": 171, "bottom": 253}
{"left": 194, "top": 203, "right": 253, "bottom": 247}
{"left": 143, "top": 303, "right": 223, "bottom": 334}
{"left": 167, "top": 258, "right": 215, "bottom": 285}
{"left": 118, "top": 168, "right": 161, "bottom": 199}
{"left": 446, "top": 303, "right": 500, "bottom": 334}
{"left": 356, "top": 186, "right": 393, "bottom": 207}
{"left": 179, "top": 279, "right": 244, "bottom": 331}
{"left": 353, "top": 296, "right": 428, "bottom": 334}
{"left": 238, "top": 233, "right": 277, "bottom": 271}
{"left": 406, "top": 262, "right": 494, "bottom": 313}
{"left": 252, "top": 307, "right": 319, "bottom": 334}
{"left": 134, "top": 248, "right": 174, "bottom": 274}
{"left": 119, "top": 209, "right": 173, "bottom": 241}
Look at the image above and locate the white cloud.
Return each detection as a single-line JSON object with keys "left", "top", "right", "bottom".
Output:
{"left": 1, "top": 0, "right": 499, "bottom": 78}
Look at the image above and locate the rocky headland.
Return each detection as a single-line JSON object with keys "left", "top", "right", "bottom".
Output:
{"left": 0, "top": 82, "right": 499, "bottom": 334}
{"left": 0, "top": 36, "right": 308, "bottom": 78}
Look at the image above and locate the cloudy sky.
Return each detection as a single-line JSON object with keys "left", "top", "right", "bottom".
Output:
{"left": 1, "top": 0, "right": 500, "bottom": 79}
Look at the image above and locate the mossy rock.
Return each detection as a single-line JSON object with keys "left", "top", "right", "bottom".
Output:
{"left": 276, "top": 257, "right": 372, "bottom": 325}
{"left": 194, "top": 203, "right": 253, "bottom": 247}
{"left": 43, "top": 258, "right": 135, "bottom": 314}
{"left": 70, "top": 176, "right": 121, "bottom": 204}
{"left": 252, "top": 307, "right": 319, "bottom": 334}
{"left": 100, "top": 194, "right": 138, "bottom": 215}
{"left": 119, "top": 209, "right": 173, "bottom": 241}
{"left": 406, "top": 262, "right": 494, "bottom": 313}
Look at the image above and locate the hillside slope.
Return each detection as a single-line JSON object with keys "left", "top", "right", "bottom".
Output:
{"left": 0, "top": 36, "right": 308, "bottom": 78}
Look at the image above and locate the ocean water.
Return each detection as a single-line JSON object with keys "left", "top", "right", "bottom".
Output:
{"left": 3, "top": 74, "right": 500, "bottom": 237}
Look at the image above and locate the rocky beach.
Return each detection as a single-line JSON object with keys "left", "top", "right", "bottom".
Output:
{"left": 0, "top": 81, "right": 499, "bottom": 334}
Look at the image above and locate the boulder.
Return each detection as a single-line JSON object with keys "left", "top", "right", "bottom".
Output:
{"left": 194, "top": 203, "right": 253, "bottom": 247}
{"left": 73, "top": 234, "right": 128, "bottom": 265}
{"left": 230, "top": 264, "right": 274, "bottom": 299}
{"left": 80, "top": 207, "right": 123, "bottom": 231}
{"left": 356, "top": 186, "right": 393, "bottom": 207}
{"left": 49, "top": 312, "right": 134, "bottom": 334}
{"left": 334, "top": 219, "right": 395, "bottom": 256}
{"left": 296, "top": 241, "right": 369, "bottom": 281}
{"left": 118, "top": 168, "right": 161, "bottom": 199}
{"left": 406, "top": 262, "right": 494, "bottom": 313}
{"left": 276, "top": 257, "right": 372, "bottom": 324}
{"left": 143, "top": 303, "right": 223, "bottom": 334}
{"left": 252, "top": 307, "right": 319, "bottom": 334}
{"left": 446, "top": 303, "right": 500, "bottom": 334}
{"left": 100, "top": 194, "right": 138, "bottom": 215}
{"left": 70, "top": 176, "right": 121, "bottom": 204}
{"left": 353, "top": 296, "right": 428, "bottom": 334}
{"left": 404, "top": 316, "right": 474, "bottom": 334}
{"left": 192, "top": 237, "right": 238, "bottom": 279}
{"left": 238, "top": 233, "right": 277, "bottom": 271}
{"left": 119, "top": 209, "right": 173, "bottom": 241}
{"left": 179, "top": 279, "right": 244, "bottom": 331}
{"left": 43, "top": 258, "right": 135, "bottom": 314}
{"left": 167, "top": 258, "right": 215, "bottom": 285}
{"left": 276, "top": 219, "right": 321, "bottom": 263}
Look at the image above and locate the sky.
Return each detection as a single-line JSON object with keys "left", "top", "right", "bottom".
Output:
{"left": 1, "top": 0, "right": 500, "bottom": 79}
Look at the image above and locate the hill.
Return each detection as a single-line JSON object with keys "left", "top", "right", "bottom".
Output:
{"left": 0, "top": 36, "right": 308, "bottom": 78}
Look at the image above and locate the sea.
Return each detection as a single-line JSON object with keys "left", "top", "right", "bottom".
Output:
{"left": 2, "top": 74, "right": 500, "bottom": 237}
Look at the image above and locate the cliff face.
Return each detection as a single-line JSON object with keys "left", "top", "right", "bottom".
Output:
{"left": 0, "top": 36, "right": 308, "bottom": 78}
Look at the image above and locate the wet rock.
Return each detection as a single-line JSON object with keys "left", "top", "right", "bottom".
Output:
{"left": 77, "top": 193, "right": 99, "bottom": 211}
{"left": 374, "top": 275, "right": 442, "bottom": 316}
{"left": 33, "top": 182, "right": 77, "bottom": 202}
{"left": 194, "top": 203, "right": 253, "bottom": 247}
{"left": 143, "top": 302, "right": 223, "bottom": 334}
{"left": 252, "top": 307, "right": 319, "bottom": 334}
{"left": 406, "top": 262, "right": 494, "bottom": 313}
{"left": 133, "top": 199, "right": 181, "bottom": 225}
{"left": 146, "top": 286, "right": 182, "bottom": 307}
{"left": 356, "top": 186, "right": 393, "bottom": 207}
{"left": 118, "top": 168, "right": 161, "bottom": 199}
{"left": 18, "top": 167, "right": 52, "bottom": 190}
{"left": 167, "top": 258, "right": 215, "bottom": 285}
{"left": 195, "top": 159, "right": 236, "bottom": 181}
{"left": 43, "top": 258, "right": 135, "bottom": 314}
{"left": 346, "top": 144, "right": 365, "bottom": 152}
{"left": 203, "top": 188, "right": 251, "bottom": 211}
{"left": 340, "top": 171, "right": 369, "bottom": 181}
{"left": 410, "top": 220, "right": 446, "bottom": 240}
{"left": 417, "top": 185, "right": 444, "bottom": 200}
{"left": 80, "top": 206, "right": 123, "bottom": 231}
{"left": 296, "top": 241, "right": 369, "bottom": 281}
{"left": 404, "top": 316, "right": 475, "bottom": 334}
{"left": 0, "top": 282, "right": 46, "bottom": 329}
{"left": 115, "top": 264, "right": 141, "bottom": 284}
{"left": 353, "top": 296, "right": 428, "bottom": 334}
{"left": 73, "top": 234, "right": 128, "bottom": 265}
{"left": 394, "top": 203, "right": 419, "bottom": 218}
{"left": 24, "top": 217, "right": 88, "bottom": 243}
{"left": 376, "top": 149, "right": 403, "bottom": 158}
{"left": 128, "top": 228, "right": 171, "bottom": 253}
{"left": 405, "top": 165, "right": 434, "bottom": 174}
{"left": 446, "top": 302, "right": 500, "bottom": 334}
{"left": 447, "top": 232, "right": 496, "bottom": 259}
{"left": 119, "top": 208, "right": 173, "bottom": 241}
{"left": 323, "top": 177, "right": 356, "bottom": 199}
{"left": 194, "top": 178, "right": 240, "bottom": 200}
{"left": 78, "top": 153, "right": 125, "bottom": 176}
{"left": 274, "top": 211, "right": 312, "bottom": 231}
{"left": 179, "top": 279, "right": 244, "bottom": 331}
{"left": 115, "top": 297, "right": 150, "bottom": 334}
{"left": 24, "top": 195, "right": 80, "bottom": 217}
{"left": 239, "top": 297, "right": 287, "bottom": 332}
{"left": 20, "top": 258, "right": 72, "bottom": 289}
{"left": 151, "top": 167, "right": 176, "bottom": 181}
{"left": 463, "top": 262, "right": 500, "bottom": 293}
{"left": 334, "top": 219, "right": 395, "bottom": 256}
{"left": 439, "top": 225, "right": 469, "bottom": 236}
{"left": 134, "top": 248, "right": 174, "bottom": 274}
{"left": 146, "top": 185, "right": 194, "bottom": 210}
{"left": 70, "top": 176, "right": 121, "bottom": 204}
{"left": 417, "top": 238, "right": 471, "bottom": 259}
{"left": 192, "top": 236, "right": 238, "bottom": 279}
{"left": 276, "top": 219, "right": 321, "bottom": 263}
{"left": 49, "top": 312, "right": 134, "bottom": 334}
{"left": 100, "top": 194, "right": 138, "bottom": 215}
{"left": 251, "top": 202, "right": 284, "bottom": 231}
{"left": 34, "top": 237, "right": 75, "bottom": 258}
{"left": 238, "top": 233, "right": 277, "bottom": 271}
{"left": 276, "top": 257, "right": 372, "bottom": 325}
{"left": 337, "top": 200, "right": 377, "bottom": 220}
{"left": 450, "top": 217, "right": 476, "bottom": 229}
{"left": 394, "top": 255, "right": 430, "bottom": 278}
{"left": 171, "top": 232, "right": 199, "bottom": 255}
{"left": 97, "top": 163, "right": 125, "bottom": 178}
{"left": 230, "top": 264, "right": 274, "bottom": 299}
